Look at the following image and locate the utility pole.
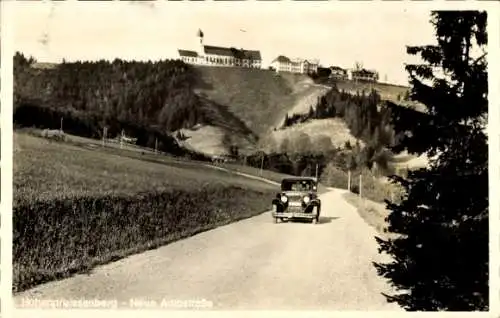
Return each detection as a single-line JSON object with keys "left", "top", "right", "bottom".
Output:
{"left": 260, "top": 152, "right": 264, "bottom": 176}
{"left": 120, "top": 129, "right": 124, "bottom": 149}
{"left": 102, "top": 127, "right": 107, "bottom": 147}
{"left": 60, "top": 117, "right": 63, "bottom": 132}
{"left": 155, "top": 138, "right": 158, "bottom": 154}
{"left": 359, "top": 173, "right": 363, "bottom": 206}
{"left": 348, "top": 170, "right": 351, "bottom": 191}
{"left": 315, "top": 163, "right": 319, "bottom": 181}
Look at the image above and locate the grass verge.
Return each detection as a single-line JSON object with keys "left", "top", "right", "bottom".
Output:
{"left": 342, "top": 192, "right": 400, "bottom": 240}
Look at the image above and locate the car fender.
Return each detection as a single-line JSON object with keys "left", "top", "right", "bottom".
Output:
{"left": 272, "top": 198, "right": 283, "bottom": 206}
{"left": 309, "top": 198, "right": 321, "bottom": 207}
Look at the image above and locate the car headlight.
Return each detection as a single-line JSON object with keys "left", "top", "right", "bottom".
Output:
{"left": 303, "top": 195, "right": 310, "bottom": 204}
{"left": 281, "top": 195, "right": 288, "bottom": 203}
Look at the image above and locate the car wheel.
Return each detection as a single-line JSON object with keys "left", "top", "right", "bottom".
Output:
{"left": 273, "top": 217, "right": 278, "bottom": 224}
{"left": 312, "top": 217, "right": 318, "bottom": 224}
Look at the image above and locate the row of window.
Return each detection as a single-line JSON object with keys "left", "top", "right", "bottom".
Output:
{"left": 182, "top": 56, "right": 261, "bottom": 66}
{"left": 182, "top": 56, "right": 261, "bottom": 68}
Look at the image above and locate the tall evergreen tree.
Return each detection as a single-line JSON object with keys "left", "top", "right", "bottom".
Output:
{"left": 374, "top": 11, "right": 488, "bottom": 310}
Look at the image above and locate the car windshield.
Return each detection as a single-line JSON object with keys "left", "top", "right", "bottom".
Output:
{"left": 281, "top": 179, "right": 314, "bottom": 192}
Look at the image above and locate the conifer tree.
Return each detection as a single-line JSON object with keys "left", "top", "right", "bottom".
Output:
{"left": 374, "top": 11, "right": 488, "bottom": 311}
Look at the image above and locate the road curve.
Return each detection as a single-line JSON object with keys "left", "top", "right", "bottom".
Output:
{"left": 15, "top": 189, "right": 401, "bottom": 311}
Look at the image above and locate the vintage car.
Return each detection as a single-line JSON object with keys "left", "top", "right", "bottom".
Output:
{"left": 271, "top": 177, "right": 321, "bottom": 224}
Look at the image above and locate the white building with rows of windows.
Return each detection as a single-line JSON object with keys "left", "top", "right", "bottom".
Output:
{"left": 178, "top": 29, "right": 262, "bottom": 69}
{"left": 348, "top": 68, "right": 379, "bottom": 82}
{"left": 269, "top": 55, "right": 319, "bottom": 75}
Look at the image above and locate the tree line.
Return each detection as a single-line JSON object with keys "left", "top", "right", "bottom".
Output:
{"left": 13, "top": 52, "right": 211, "bottom": 158}
{"left": 283, "top": 87, "right": 396, "bottom": 151}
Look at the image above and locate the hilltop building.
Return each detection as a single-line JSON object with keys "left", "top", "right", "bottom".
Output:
{"left": 178, "top": 29, "right": 262, "bottom": 69}
{"left": 348, "top": 68, "right": 379, "bottom": 82}
{"left": 270, "top": 55, "right": 319, "bottom": 75}
{"left": 329, "top": 66, "right": 348, "bottom": 80}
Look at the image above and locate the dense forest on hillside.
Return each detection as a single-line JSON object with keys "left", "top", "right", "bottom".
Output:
{"left": 13, "top": 52, "right": 253, "bottom": 156}
{"left": 283, "top": 86, "right": 397, "bottom": 151}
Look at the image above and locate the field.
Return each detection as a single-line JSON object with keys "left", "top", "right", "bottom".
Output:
{"left": 329, "top": 79, "right": 409, "bottom": 102}
{"left": 13, "top": 132, "right": 284, "bottom": 292}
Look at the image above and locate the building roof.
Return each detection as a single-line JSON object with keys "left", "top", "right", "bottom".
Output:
{"left": 272, "top": 55, "right": 291, "bottom": 63}
{"left": 330, "top": 66, "right": 346, "bottom": 71}
{"left": 272, "top": 56, "right": 319, "bottom": 65}
{"left": 178, "top": 50, "right": 199, "bottom": 58}
{"left": 203, "top": 45, "right": 262, "bottom": 60}
{"left": 304, "top": 59, "right": 320, "bottom": 65}
{"left": 352, "top": 68, "right": 377, "bottom": 76}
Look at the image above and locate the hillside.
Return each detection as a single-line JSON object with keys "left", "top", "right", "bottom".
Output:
{"left": 323, "top": 79, "right": 409, "bottom": 102}
{"left": 13, "top": 54, "right": 258, "bottom": 159}
{"left": 261, "top": 118, "right": 361, "bottom": 153}
{"left": 178, "top": 66, "right": 331, "bottom": 155}
{"left": 14, "top": 53, "right": 427, "bottom": 168}
{"left": 273, "top": 80, "right": 430, "bottom": 172}
{"left": 14, "top": 131, "right": 285, "bottom": 291}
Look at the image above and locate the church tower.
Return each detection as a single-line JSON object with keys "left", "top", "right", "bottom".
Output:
{"left": 197, "top": 29, "right": 204, "bottom": 56}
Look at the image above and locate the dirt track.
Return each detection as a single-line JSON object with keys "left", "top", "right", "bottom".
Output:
{"left": 15, "top": 188, "right": 401, "bottom": 311}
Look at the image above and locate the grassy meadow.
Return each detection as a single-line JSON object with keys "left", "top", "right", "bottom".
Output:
{"left": 13, "top": 132, "right": 279, "bottom": 292}
{"left": 194, "top": 66, "right": 325, "bottom": 135}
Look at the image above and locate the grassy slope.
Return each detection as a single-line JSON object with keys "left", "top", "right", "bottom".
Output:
{"left": 14, "top": 132, "right": 279, "bottom": 202}
{"left": 329, "top": 79, "right": 409, "bottom": 102}
{"left": 342, "top": 192, "right": 400, "bottom": 240}
{"left": 185, "top": 66, "right": 332, "bottom": 156}
{"left": 193, "top": 66, "right": 302, "bottom": 135}
{"left": 265, "top": 118, "right": 362, "bottom": 152}
{"left": 14, "top": 132, "right": 293, "bottom": 291}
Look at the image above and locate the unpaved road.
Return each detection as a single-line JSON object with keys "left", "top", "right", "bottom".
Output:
{"left": 14, "top": 188, "right": 401, "bottom": 311}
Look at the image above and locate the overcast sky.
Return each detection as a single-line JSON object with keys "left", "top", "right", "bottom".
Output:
{"left": 11, "top": 1, "right": 438, "bottom": 86}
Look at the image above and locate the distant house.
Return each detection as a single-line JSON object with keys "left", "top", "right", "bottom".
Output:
{"left": 348, "top": 68, "right": 379, "bottom": 82}
{"left": 270, "top": 55, "right": 319, "bottom": 75}
{"left": 329, "top": 66, "right": 348, "bottom": 80}
{"left": 178, "top": 29, "right": 262, "bottom": 69}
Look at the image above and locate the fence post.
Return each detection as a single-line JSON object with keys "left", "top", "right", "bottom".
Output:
{"left": 359, "top": 173, "right": 363, "bottom": 206}
{"left": 155, "top": 138, "right": 158, "bottom": 154}
{"left": 60, "top": 117, "right": 63, "bottom": 132}
{"left": 260, "top": 152, "right": 264, "bottom": 176}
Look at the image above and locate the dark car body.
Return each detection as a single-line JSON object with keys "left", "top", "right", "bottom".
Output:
{"left": 271, "top": 177, "right": 321, "bottom": 224}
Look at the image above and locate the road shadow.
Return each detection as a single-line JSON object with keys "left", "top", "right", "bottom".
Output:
{"left": 284, "top": 216, "right": 340, "bottom": 224}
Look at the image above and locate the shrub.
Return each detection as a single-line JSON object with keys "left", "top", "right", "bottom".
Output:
{"left": 320, "top": 164, "right": 404, "bottom": 203}
{"left": 319, "top": 162, "right": 349, "bottom": 190}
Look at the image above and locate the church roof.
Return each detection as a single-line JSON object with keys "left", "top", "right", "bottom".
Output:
{"left": 178, "top": 44, "right": 261, "bottom": 60}
{"left": 203, "top": 45, "right": 262, "bottom": 60}
{"left": 178, "top": 50, "right": 199, "bottom": 57}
